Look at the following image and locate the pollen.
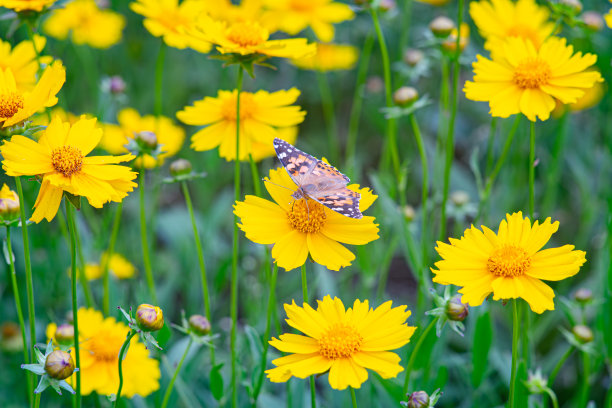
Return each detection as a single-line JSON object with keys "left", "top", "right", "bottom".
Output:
{"left": 287, "top": 199, "right": 326, "bottom": 234}
{"left": 0, "top": 92, "right": 24, "bottom": 119}
{"left": 319, "top": 323, "right": 363, "bottom": 360}
{"left": 512, "top": 57, "right": 552, "bottom": 89}
{"left": 226, "top": 22, "right": 268, "bottom": 47}
{"left": 51, "top": 146, "right": 84, "bottom": 177}
{"left": 487, "top": 245, "right": 531, "bottom": 277}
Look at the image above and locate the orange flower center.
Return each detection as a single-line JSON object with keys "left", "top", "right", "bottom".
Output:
{"left": 51, "top": 146, "right": 84, "bottom": 177}
{"left": 0, "top": 92, "right": 24, "bottom": 119}
{"left": 319, "top": 323, "right": 363, "bottom": 360}
{"left": 289, "top": 0, "right": 314, "bottom": 11}
{"left": 507, "top": 25, "right": 540, "bottom": 48}
{"left": 513, "top": 57, "right": 552, "bottom": 89}
{"left": 287, "top": 199, "right": 326, "bottom": 234}
{"left": 226, "top": 22, "right": 268, "bottom": 47}
{"left": 487, "top": 245, "right": 531, "bottom": 277}
{"left": 221, "top": 92, "right": 255, "bottom": 121}
{"left": 82, "top": 333, "right": 123, "bottom": 363}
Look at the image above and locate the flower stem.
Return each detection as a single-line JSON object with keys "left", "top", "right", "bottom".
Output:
{"left": 5, "top": 225, "right": 32, "bottom": 405}
{"left": 230, "top": 66, "right": 244, "bottom": 408}
{"left": 65, "top": 203, "right": 81, "bottom": 408}
{"left": 548, "top": 346, "right": 573, "bottom": 388}
{"left": 578, "top": 351, "right": 590, "bottom": 408}
{"left": 138, "top": 170, "right": 158, "bottom": 304}
{"left": 102, "top": 203, "right": 123, "bottom": 316}
{"left": 509, "top": 300, "right": 519, "bottom": 408}
{"left": 301, "top": 265, "right": 317, "bottom": 408}
{"left": 248, "top": 154, "right": 261, "bottom": 197}
{"left": 542, "top": 112, "right": 569, "bottom": 215}
{"left": 544, "top": 388, "right": 559, "bottom": 408}
{"left": 439, "top": 0, "right": 464, "bottom": 241}
{"left": 25, "top": 21, "right": 42, "bottom": 73}
{"left": 402, "top": 316, "right": 437, "bottom": 395}
{"left": 253, "top": 264, "right": 278, "bottom": 401}
{"left": 350, "top": 387, "right": 358, "bottom": 408}
{"left": 154, "top": 41, "right": 166, "bottom": 117}
{"left": 112, "top": 330, "right": 137, "bottom": 408}
{"left": 529, "top": 121, "right": 536, "bottom": 220}
{"left": 484, "top": 117, "right": 498, "bottom": 177}
{"left": 410, "top": 113, "right": 430, "bottom": 285}
{"left": 370, "top": 7, "right": 399, "bottom": 179}
{"left": 316, "top": 71, "right": 339, "bottom": 163}
{"left": 180, "top": 181, "right": 214, "bottom": 364}
{"left": 73, "top": 214, "right": 94, "bottom": 308}
{"left": 160, "top": 337, "right": 193, "bottom": 408}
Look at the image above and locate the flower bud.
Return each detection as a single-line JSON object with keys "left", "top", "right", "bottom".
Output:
{"left": 134, "top": 131, "right": 158, "bottom": 150}
{"left": 45, "top": 350, "right": 75, "bottom": 380}
{"left": 403, "top": 205, "right": 415, "bottom": 222}
{"left": 65, "top": 310, "right": 74, "bottom": 324}
{"left": 525, "top": 369, "right": 547, "bottom": 394}
{"left": 405, "top": 390, "right": 430, "bottom": 408}
{"left": 136, "top": 304, "right": 164, "bottom": 332}
{"left": 0, "top": 184, "right": 20, "bottom": 222}
{"left": 573, "top": 288, "right": 593, "bottom": 304}
{"left": 393, "top": 86, "right": 419, "bottom": 106}
{"left": 429, "top": 16, "right": 455, "bottom": 38}
{"left": 582, "top": 11, "right": 604, "bottom": 31}
{"left": 54, "top": 324, "right": 75, "bottom": 346}
{"left": 366, "top": 76, "right": 384, "bottom": 94}
{"left": 559, "top": 0, "right": 582, "bottom": 14}
{"left": 450, "top": 191, "right": 469, "bottom": 206}
{"left": 1, "top": 322, "right": 23, "bottom": 352}
{"left": 445, "top": 295, "right": 468, "bottom": 322}
{"left": 108, "top": 75, "right": 126, "bottom": 94}
{"left": 188, "top": 314, "right": 211, "bottom": 336}
{"left": 403, "top": 49, "right": 424, "bottom": 67}
{"left": 378, "top": 0, "right": 396, "bottom": 12}
{"left": 572, "top": 325, "right": 593, "bottom": 343}
{"left": 170, "top": 159, "right": 192, "bottom": 177}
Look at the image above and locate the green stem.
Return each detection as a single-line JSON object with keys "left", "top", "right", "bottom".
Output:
{"left": 160, "top": 337, "right": 193, "bottom": 408}
{"left": 301, "top": 265, "right": 317, "bottom": 408}
{"left": 410, "top": 114, "right": 429, "bottom": 283}
{"left": 253, "top": 264, "right": 278, "bottom": 401}
{"left": 66, "top": 203, "right": 81, "bottom": 408}
{"left": 485, "top": 117, "right": 498, "bottom": 177}
{"left": 529, "top": 121, "right": 536, "bottom": 220}
{"left": 542, "top": 113, "right": 568, "bottom": 215}
{"left": 231, "top": 66, "right": 244, "bottom": 408}
{"left": 5, "top": 225, "right": 32, "bottom": 405}
{"left": 579, "top": 351, "right": 590, "bottom": 408}
{"left": 139, "top": 170, "right": 158, "bottom": 304}
{"left": 180, "top": 181, "right": 214, "bottom": 364}
{"left": 509, "top": 300, "right": 519, "bottom": 408}
{"left": 350, "top": 387, "right": 358, "bottom": 408}
{"left": 102, "top": 203, "right": 122, "bottom": 316}
{"left": 25, "top": 21, "right": 42, "bottom": 73}
{"left": 155, "top": 41, "right": 166, "bottom": 117}
{"left": 370, "top": 7, "right": 399, "bottom": 179}
{"left": 402, "top": 317, "right": 438, "bottom": 395}
{"left": 248, "top": 154, "right": 261, "bottom": 198}
{"left": 346, "top": 31, "right": 375, "bottom": 175}
{"left": 316, "top": 71, "right": 339, "bottom": 163}
{"left": 112, "top": 330, "right": 137, "bottom": 408}
{"left": 439, "top": 0, "right": 464, "bottom": 241}
{"left": 548, "top": 347, "right": 573, "bottom": 388}
{"left": 544, "top": 388, "right": 559, "bottom": 408}
{"left": 73, "top": 214, "right": 94, "bottom": 308}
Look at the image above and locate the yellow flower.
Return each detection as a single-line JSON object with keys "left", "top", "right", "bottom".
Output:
{"left": 188, "top": 16, "right": 315, "bottom": 58}
{"left": 266, "top": 295, "right": 416, "bottom": 390}
{"left": 250, "top": 126, "right": 297, "bottom": 162}
{"left": 43, "top": 0, "right": 126, "bottom": 49}
{"left": 0, "top": 183, "right": 20, "bottom": 221}
{"left": 205, "top": 0, "right": 269, "bottom": 25}
{"left": 129, "top": 0, "right": 211, "bottom": 53}
{"left": 71, "top": 253, "right": 137, "bottom": 280}
{"left": 177, "top": 88, "right": 305, "bottom": 161}
{"left": 263, "top": 0, "right": 354, "bottom": 42}
{"left": 31, "top": 107, "right": 89, "bottom": 127}
{"left": 463, "top": 36, "right": 603, "bottom": 122}
{"left": 553, "top": 71, "right": 605, "bottom": 116}
{"left": 234, "top": 167, "right": 379, "bottom": 271}
{"left": 100, "top": 108, "right": 185, "bottom": 169}
{"left": 291, "top": 43, "right": 358, "bottom": 71}
{"left": 606, "top": 2, "right": 612, "bottom": 28}
{"left": 431, "top": 212, "right": 587, "bottom": 313}
{"left": 470, "top": 0, "right": 555, "bottom": 50}
{"left": 442, "top": 23, "right": 469, "bottom": 53}
{"left": 0, "top": 35, "right": 51, "bottom": 92}
{"left": 0, "top": 0, "right": 56, "bottom": 11}
{"left": 0, "top": 116, "right": 138, "bottom": 223}
{"left": 61, "top": 308, "right": 160, "bottom": 397}
{"left": 0, "top": 61, "right": 65, "bottom": 128}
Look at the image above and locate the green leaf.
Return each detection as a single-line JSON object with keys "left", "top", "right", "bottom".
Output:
{"left": 515, "top": 360, "right": 529, "bottom": 408}
{"left": 63, "top": 191, "right": 81, "bottom": 210}
{"left": 3, "top": 238, "right": 14, "bottom": 265}
{"left": 210, "top": 363, "right": 224, "bottom": 401}
{"left": 471, "top": 311, "right": 493, "bottom": 388}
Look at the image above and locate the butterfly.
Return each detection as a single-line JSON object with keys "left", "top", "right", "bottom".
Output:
{"left": 273, "top": 138, "right": 362, "bottom": 219}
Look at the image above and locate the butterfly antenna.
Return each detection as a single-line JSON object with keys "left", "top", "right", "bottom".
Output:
{"left": 262, "top": 178, "right": 295, "bottom": 192}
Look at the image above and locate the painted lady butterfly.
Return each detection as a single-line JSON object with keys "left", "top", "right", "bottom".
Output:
{"left": 273, "top": 138, "right": 363, "bottom": 219}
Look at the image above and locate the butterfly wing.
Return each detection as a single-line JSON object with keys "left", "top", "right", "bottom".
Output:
{"left": 310, "top": 187, "right": 362, "bottom": 219}
{"left": 273, "top": 138, "right": 318, "bottom": 186}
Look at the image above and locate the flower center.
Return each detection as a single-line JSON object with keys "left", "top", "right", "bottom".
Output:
{"left": 287, "top": 199, "right": 326, "bottom": 234}
{"left": 513, "top": 57, "right": 552, "bottom": 89}
{"left": 486, "top": 245, "right": 531, "bottom": 277}
{"left": 82, "top": 335, "right": 122, "bottom": 363}
{"left": 226, "top": 22, "right": 268, "bottom": 47}
{"left": 319, "top": 323, "right": 363, "bottom": 360}
{"left": 221, "top": 92, "right": 254, "bottom": 121}
{"left": 51, "top": 146, "right": 84, "bottom": 177}
{"left": 289, "top": 0, "right": 314, "bottom": 11}
{"left": 507, "top": 25, "right": 540, "bottom": 48}
{"left": 0, "top": 92, "right": 24, "bottom": 119}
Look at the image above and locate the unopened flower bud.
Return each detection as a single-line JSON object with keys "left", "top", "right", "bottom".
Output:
{"left": 525, "top": 369, "right": 547, "bottom": 394}
{"left": 429, "top": 16, "right": 455, "bottom": 38}
{"left": 0, "top": 184, "right": 20, "bottom": 221}
{"left": 366, "top": 76, "right": 384, "bottom": 94}
{"left": 65, "top": 311, "right": 74, "bottom": 324}
{"left": 582, "top": 11, "right": 604, "bottom": 31}
{"left": 45, "top": 350, "right": 75, "bottom": 380}
{"left": 573, "top": 288, "right": 593, "bottom": 304}
{"left": 572, "top": 325, "right": 593, "bottom": 343}
{"left": 394, "top": 86, "right": 419, "bottom": 106}
{"left": 1, "top": 322, "right": 23, "bottom": 352}
{"left": 108, "top": 75, "right": 126, "bottom": 94}
{"left": 445, "top": 295, "right": 468, "bottom": 321}
{"left": 451, "top": 191, "right": 469, "bottom": 206}
{"left": 136, "top": 304, "right": 164, "bottom": 332}
{"left": 134, "top": 131, "right": 158, "bottom": 150}
{"left": 559, "top": 0, "right": 582, "bottom": 13}
{"left": 403, "top": 205, "right": 415, "bottom": 221}
{"left": 378, "top": 0, "right": 396, "bottom": 12}
{"left": 188, "top": 315, "right": 211, "bottom": 336}
{"left": 405, "top": 390, "right": 430, "bottom": 408}
{"left": 55, "top": 324, "right": 75, "bottom": 346}
{"left": 170, "top": 159, "right": 192, "bottom": 177}
{"left": 403, "top": 49, "right": 424, "bottom": 67}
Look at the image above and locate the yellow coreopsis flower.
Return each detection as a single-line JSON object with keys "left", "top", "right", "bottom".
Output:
{"left": 266, "top": 296, "right": 416, "bottom": 390}
{"left": 60, "top": 309, "right": 160, "bottom": 397}
{"left": 0, "top": 116, "right": 138, "bottom": 223}
{"left": 129, "top": 0, "right": 211, "bottom": 53}
{"left": 291, "top": 43, "right": 358, "bottom": 71}
{"left": 72, "top": 253, "right": 137, "bottom": 280}
{"left": 606, "top": 1, "right": 611, "bottom": 28}
{"left": 176, "top": 88, "right": 305, "bottom": 161}
{"left": 205, "top": 0, "right": 269, "bottom": 25}
{"left": 442, "top": 22, "right": 470, "bottom": 53}
{"left": 463, "top": 36, "right": 603, "bottom": 122}
{"left": 0, "top": 35, "right": 51, "bottom": 92}
{"left": 553, "top": 72, "right": 605, "bottom": 116}
{"left": 43, "top": 0, "right": 126, "bottom": 49}
{"left": 0, "top": 0, "right": 56, "bottom": 11}
{"left": 100, "top": 108, "right": 185, "bottom": 169}
{"left": 470, "top": 0, "right": 555, "bottom": 50}
{"left": 234, "top": 167, "right": 379, "bottom": 271}
{"left": 264, "top": 0, "right": 354, "bottom": 42}
{"left": 0, "top": 61, "right": 65, "bottom": 128}
{"left": 432, "top": 212, "right": 587, "bottom": 313}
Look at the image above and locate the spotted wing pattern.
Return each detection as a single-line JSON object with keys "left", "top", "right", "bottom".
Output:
{"left": 273, "top": 138, "right": 363, "bottom": 219}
